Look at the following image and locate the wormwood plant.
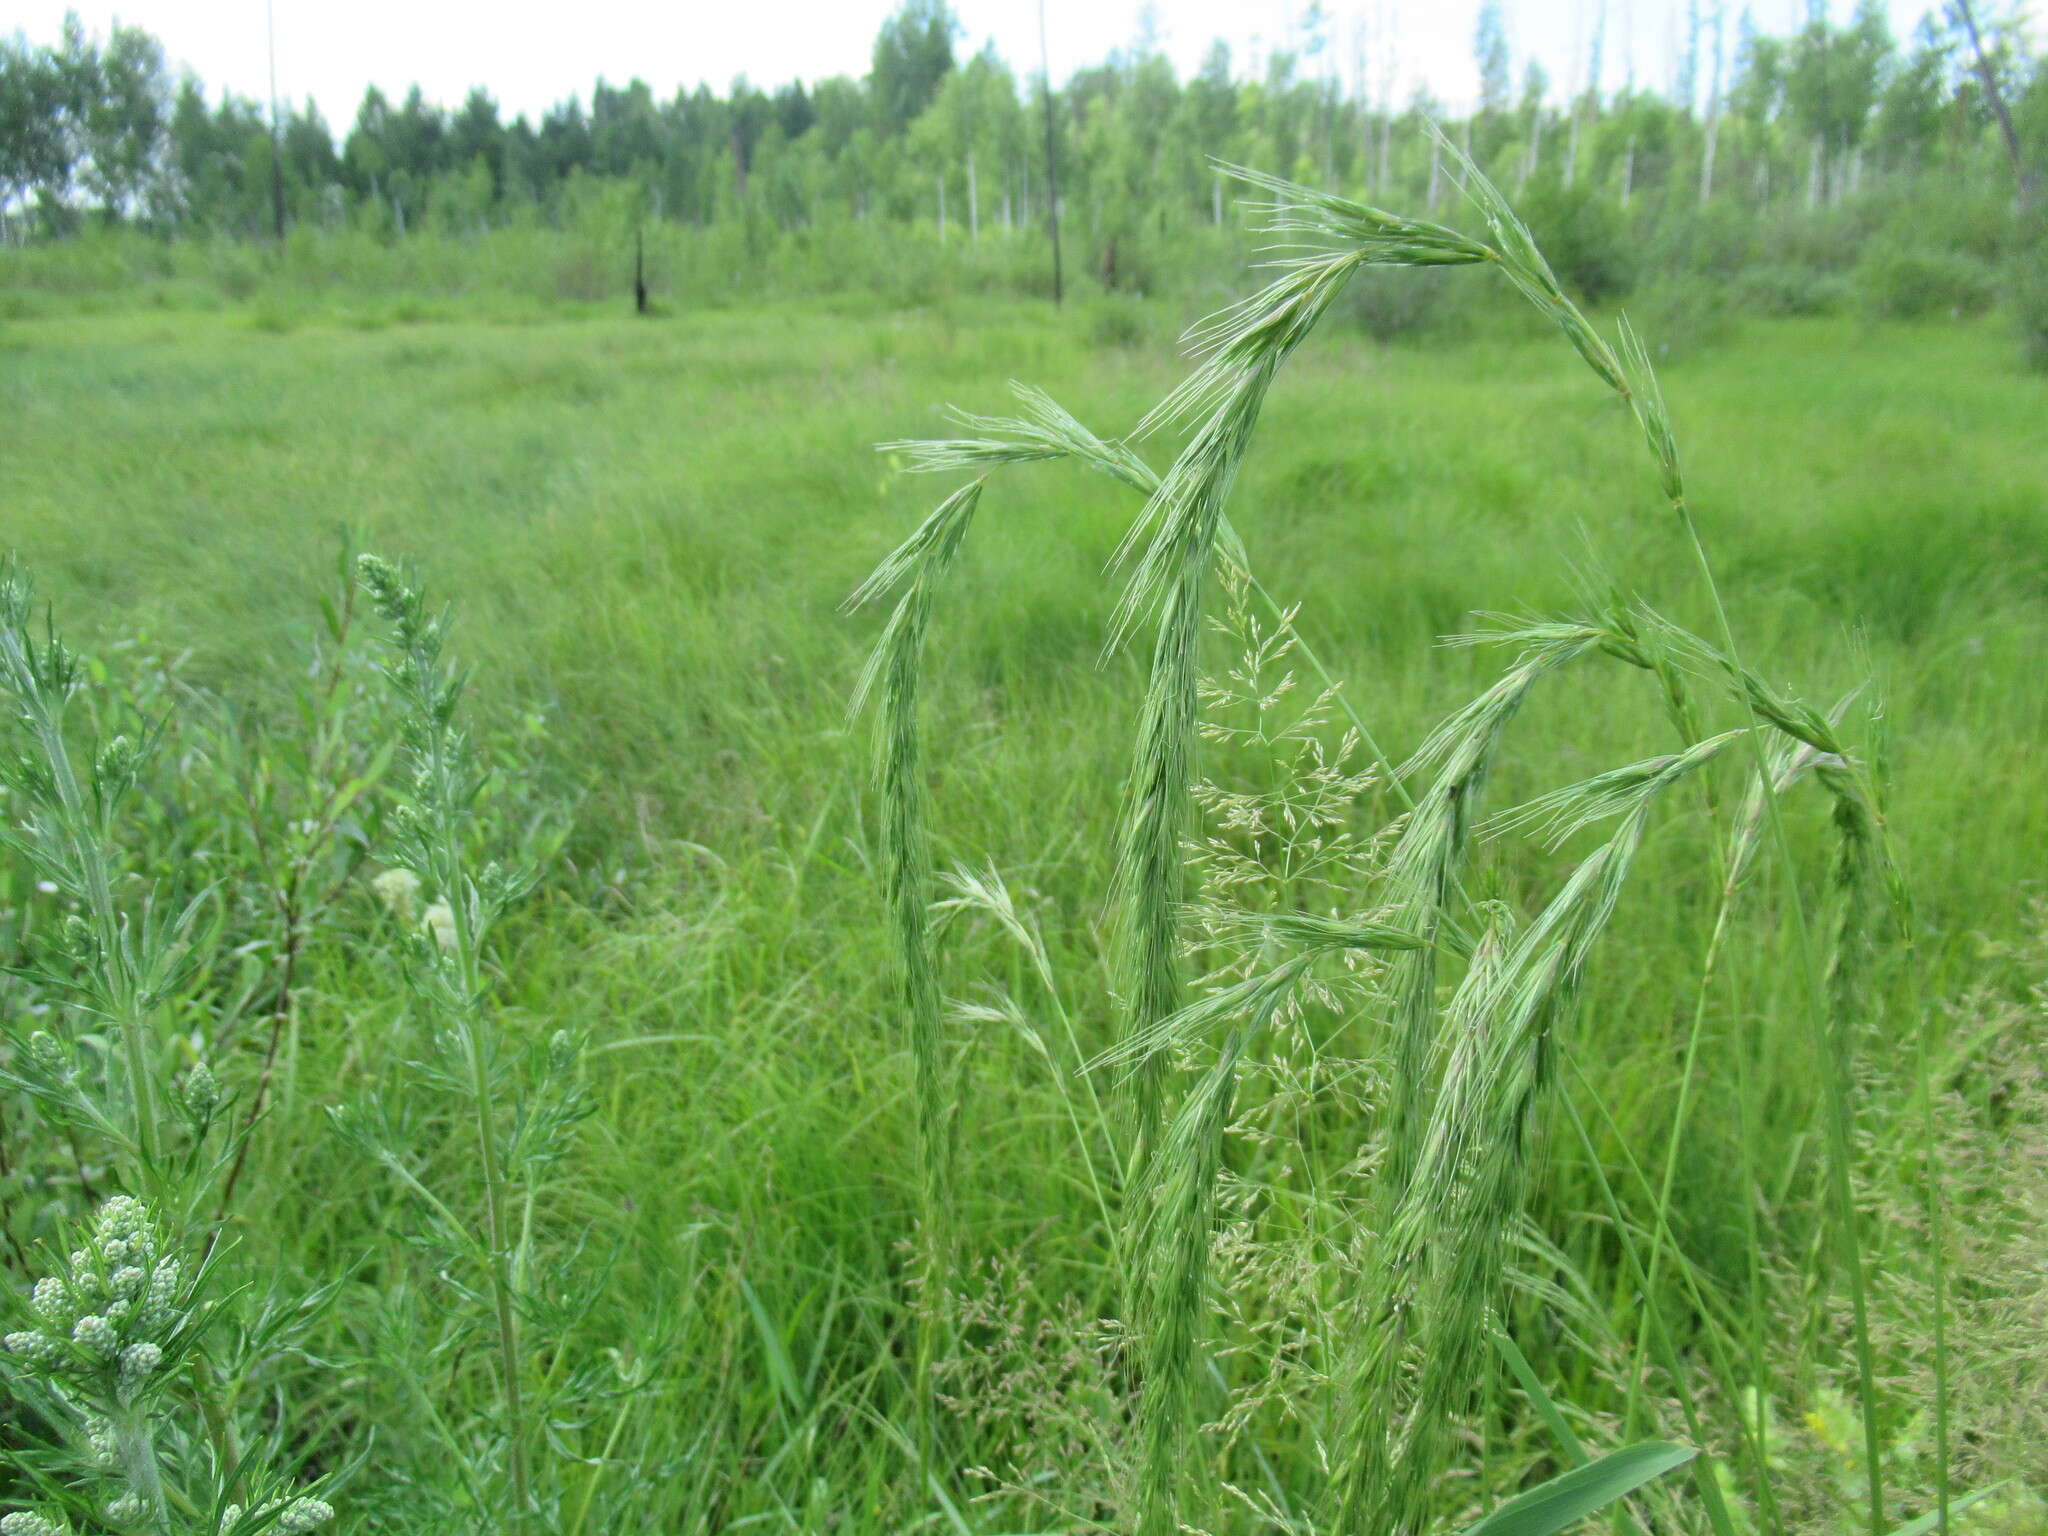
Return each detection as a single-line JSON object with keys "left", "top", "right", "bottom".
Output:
{"left": 2, "top": 1197, "right": 335, "bottom": 1536}
{"left": 0, "top": 549, "right": 388, "bottom": 1240}
{"left": 330, "top": 556, "right": 590, "bottom": 1532}
{"left": 0, "top": 571, "right": 350, "bottom": 1534}
{"left": 853, "top": 144, "right": 1968, "bottom": 1535}
{"left": 0, "top": 562, "right": 214, "bottom": 1199}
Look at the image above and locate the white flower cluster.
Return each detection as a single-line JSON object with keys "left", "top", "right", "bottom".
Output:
{"left": 1, "top": 1512, "right": 75, "bottom": 1536}
{"left": 370, "top": 866, "right": 457, "bottom": 952}
{"left": 3, "top": 1197, "right": 184, "bottom": 1405}
{"left": 370, "top": 865, "right": 421, "bottom": 924}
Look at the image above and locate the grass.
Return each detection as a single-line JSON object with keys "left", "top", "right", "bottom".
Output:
{"left": 3, "top": 198, "right": 2048, "bottom": 1532}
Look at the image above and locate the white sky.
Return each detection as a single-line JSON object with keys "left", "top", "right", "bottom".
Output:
{"left": 9, "top": 0, "right": 2029, "bottom": 129}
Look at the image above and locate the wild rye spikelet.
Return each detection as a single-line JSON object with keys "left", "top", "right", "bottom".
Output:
{"left": 1331, "top": 729, "right": 1746, "bottom": 1534}
{"left": 846, "top": 478, "right": 985, "bottom": 1457}
{"left": 1102, "top": 166, "right": 1494, "bottom": 1165}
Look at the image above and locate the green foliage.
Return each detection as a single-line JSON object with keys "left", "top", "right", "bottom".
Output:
{"left": 870, "top": 0, "right": 958, "bottom": 135}
{"left": 6, "top": 204, "right": 2048, "bottom": 1534}
{"left": 2, "top": 1199, "right": 335, "bottom": 1536}
{"left": 1856, "top": 244, "right": 1999, "bottom": 320}
{"left": 1515, "top": 178, "right": 1636, "bottom": 304}
{"left": 1463, "top": 1442, "right": 1696, "bottom": 1536}
{"left": 1733, "top": 262, "right": 1856, "bottom": 315}
{"left": 4, "top": 0, "right": 2044, "bottom": 336}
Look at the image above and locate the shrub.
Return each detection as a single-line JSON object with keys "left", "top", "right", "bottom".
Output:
{"left": 1630, "top": 275, "right": 1742, "bottom": 361}
{"left": 1338, "top": 264, "right": 1456, "bottom": 341}
{"left": 1856, "top": 245, "right": 1997, "bottom": 321}
{"left": 1517, "top": 176, "right": 1637, "bottom": 302}
{"left": 1734, "top": 262, "right": 1855, "bottom": 317}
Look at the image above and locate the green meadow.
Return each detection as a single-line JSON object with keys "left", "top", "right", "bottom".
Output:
{"left": 4, "top": 283, "right": 2047, "bottom": 1532}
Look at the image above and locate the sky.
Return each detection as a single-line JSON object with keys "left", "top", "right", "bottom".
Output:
{"left": 8, "top": 0, "right": 2031, "bottom": 130}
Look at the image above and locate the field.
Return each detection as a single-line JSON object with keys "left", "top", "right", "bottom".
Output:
{"left": 4, "top": 279, "right": 2048, "bottom": 1533}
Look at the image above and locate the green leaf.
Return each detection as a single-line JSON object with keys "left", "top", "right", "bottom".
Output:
{"left": 736, "top": 1272, "right": 805, "bottom": 1416}
{"left": 1881, "top": 1482, "right": 2009, "bottom": 1536}
{"left": 1463, "top": 1442, "right": 1697, "bottom": 1536}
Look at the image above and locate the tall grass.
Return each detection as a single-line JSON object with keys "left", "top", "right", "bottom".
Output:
{"left": 853, "top": 147, "right": 1968, "bottom": 1534}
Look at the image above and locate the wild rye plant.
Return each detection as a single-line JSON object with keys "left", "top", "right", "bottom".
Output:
{"left": 853, "top": 142, "right": 1964, "bottom": 1534}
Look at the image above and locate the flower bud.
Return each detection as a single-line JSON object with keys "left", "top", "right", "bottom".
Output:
{"left": 356, "top": 554, "right": 406, "bottom": 620}
{"left": 420, "top": 901, "right": 457, "bottom": 954}
{"left": 370, "top": 867, "right": 422, "bottom": 924}
{"left": 25, "top": 1030, "right": 71, "bottom": 1083}
{"left": 60, "top": 914, "right": 94, "bottom": 959}
{"left": 84, "top": 1413, "right": 116, "bottom": 1466}
{"left": 119, "top": 1341, "right": 162, "bottom": 1393}
{"left": 276, "top": 1497, "right": 334, "bottom": 1532}
{"left": 182, "top": 1061, "right": 221, "bottom": 1118}
{"left": 30, "top": 1276, "right": 68, "bottom": 1324}
{"left": 70, "top": 1315, "right": 115, "bottom": 1355}
{"left": 139, "top": 1262, "right": 181, "bottom": 1329}
{"left": 93, "top": 734, "right": 138, "bottom": 787}
{"left": 3, "top": 1330, "right": 57, "bottom": 1364}
{"left": 95, "top": 1196, "right": 149, "bottom": 1242}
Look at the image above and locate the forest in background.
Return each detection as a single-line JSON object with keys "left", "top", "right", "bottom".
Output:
{"left": 1, "top": 0, "right": 2045, "bottom": 334}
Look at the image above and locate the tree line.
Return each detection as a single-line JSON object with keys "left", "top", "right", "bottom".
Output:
{"left": 2, "top": 1, "right": 2042, "bottom": 281}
